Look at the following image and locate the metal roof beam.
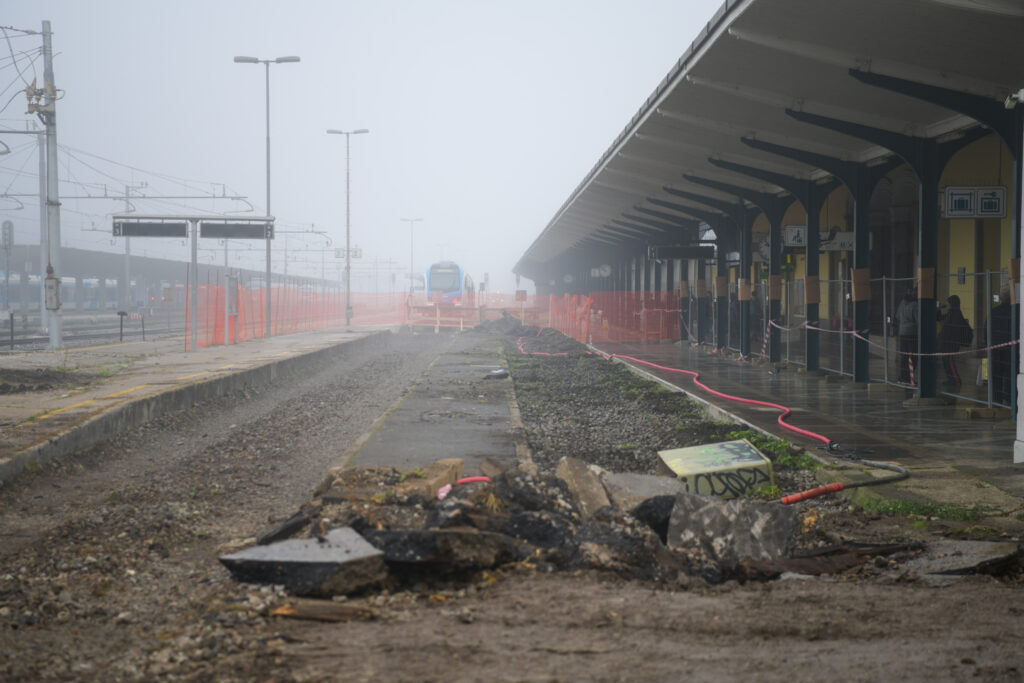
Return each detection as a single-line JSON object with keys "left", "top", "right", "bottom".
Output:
{"left": 631, "top": 205, "right": 701, "bottom": 231}
{"left": 849, "top": 69, "right": 1022, "bottom": 158}
{"left": 620, "top": 212, "right": 693, "bottom": 235}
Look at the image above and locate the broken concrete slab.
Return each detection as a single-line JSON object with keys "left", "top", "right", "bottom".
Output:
{"left": 556, "top": 457, "right": 611, "bottom": 519}
{"left": 901, "top": 540, "right": 1020, "bottom": 577}
{"left": 220, "top": 527, "right": 386, "bottom": 597}
{"left": 666, "top": 493, "right": 799, "bottom": 565}
{"left": 361, "top": 528, "right": 509, "bottom": 568}
{"left": 396, "top": 458, "right": 464, "bottom": 500}
{"left": 600, "top": 471, "right": 686, "bottom": 513}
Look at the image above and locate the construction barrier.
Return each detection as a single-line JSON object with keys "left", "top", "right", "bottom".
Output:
{"left": 185, "top": 281, "right": 409, "bottom": 350}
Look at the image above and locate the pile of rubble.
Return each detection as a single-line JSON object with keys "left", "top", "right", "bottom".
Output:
{"left": 221, "top": 456, "right": 959, "bottom": 603}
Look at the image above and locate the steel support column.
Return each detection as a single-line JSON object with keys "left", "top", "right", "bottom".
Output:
{"left": 716, "top": 149, "right": 842, "bottom": 371}
{"left": 849, "top": 69, "right": 1022, "bottom": 413}
{"left": 648, "top": 194, "right": 752, "bottom": 355}
{"left": 680, "top": 175, "right": 791, "bottom": 364}
{"left": 788, "top": 108, "right": 987, "bottom": 393}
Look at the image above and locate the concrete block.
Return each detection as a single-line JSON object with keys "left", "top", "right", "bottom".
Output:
{"left": 361, "top": 528, "right": 508, "bottom": 568}
{"left": 556, "top": 456, "right": 611, "bottom": 519}
{"left": 902, "top": 540, "right": 1020, "bottom": 577}
{"left": 657, "top": 439, "right": 774, "bottom": 499}
{"left": 666, "top": 493, "right": 799, "bottom": 565}
{"left": 219, "top": 527, "right": 386, "bottom": 597}
{"left": 600, "top": 471, "right": 686, "bottom": 512}
{"left": 396, "top": 458, "right": 464, "bottom": 499}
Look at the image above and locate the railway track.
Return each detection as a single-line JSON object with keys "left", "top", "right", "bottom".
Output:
{"left": 0, "top": 312, "right": 182, "bottom": 351}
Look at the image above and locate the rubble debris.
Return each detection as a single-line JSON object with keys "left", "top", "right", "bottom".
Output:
{"left": 226, "top": 457, "right": 1013, "bottom": 602}
{"left": 319, "top": 466, "right": 408, "bottom": 504}
{"left": 269, "top": 600, "right": 375, "bottom": 623}
{"left": 666, "top": 493, "right": 798, "bottom": 565}
{"left": 628, "top": 495, "right": 677, "bottom": 544}
{"left": 600, "top": 471, "right": 686, "bottom": 513}
{"left": 361, "top": 528, "right": 510, "bottom": 569}
{"left": 396, "top": 458, "right": 464, "bottom": 500}
{"left": 740, "top": 542, "right": 919, "bottom": 579}
{"left": 256, "top": 503, "right": 319, "bottom": 545}
{"left": 555, "top": 457, "right": 611, "bottom": 519}
{"left": 901, "top": 540, "right": 1021, "bottom": 582}
{"left": 220, "top": 527, "right": 386, "bottom": 597}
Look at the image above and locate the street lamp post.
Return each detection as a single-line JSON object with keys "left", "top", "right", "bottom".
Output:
{"left": 233, "top": 54, "right": 300, "bottom": 338}
{"left": 401, "top": 218, "right": 423, "bottom": 296}
{"left": 327, "top": 128, "right": 369, "bottom": 327}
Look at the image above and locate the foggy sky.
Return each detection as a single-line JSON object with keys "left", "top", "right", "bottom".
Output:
{"left": 2, "top": 0, "right": 723, "bottom": 294}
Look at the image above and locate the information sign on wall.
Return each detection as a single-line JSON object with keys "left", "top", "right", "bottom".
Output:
{"left": 782, "top": 226, "right": 855, "bottom": 252}
{"left": 943, "top": 186, "right": 1006, "bottom": 218}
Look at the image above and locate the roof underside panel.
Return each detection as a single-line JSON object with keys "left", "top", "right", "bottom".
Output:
{"left": 516, "top": 0, "right": 1024, "bottom": 281}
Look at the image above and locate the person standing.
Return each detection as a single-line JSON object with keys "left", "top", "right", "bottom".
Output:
{"left": 895, "top": 287, "right": 919, "bottom": 384}
{"left": 937, "top": 294, "right": 970, "bottom": 387}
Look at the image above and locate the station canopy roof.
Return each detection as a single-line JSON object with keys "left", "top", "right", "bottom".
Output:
{"left": 515, "top": 0, "right": 1024, "bottom": 281}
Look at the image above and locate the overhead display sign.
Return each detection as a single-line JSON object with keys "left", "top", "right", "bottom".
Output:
{"left": 649, "top": 245, "right": 715, "bottom": 260}
{"left": 943, "top": 186, "right": 1006, "bottom": 218}
{"left": 776, "top": 226, "right": 856, "bottom": 253}
{"left": 200, "top": 221, "right": 274, "bottom": 239}
{"left": 113, "top": 221, "right": 188, "bottom": 238}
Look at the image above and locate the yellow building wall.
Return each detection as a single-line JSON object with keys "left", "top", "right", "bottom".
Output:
{"left": 936, "top": 132, "right": 1015, "bottom": 325}
{"left": 940, "top": 133, "right": 1014, "bottom": 273}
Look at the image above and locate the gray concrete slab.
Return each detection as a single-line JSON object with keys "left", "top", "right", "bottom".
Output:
{"left": 347, "top": 332, "right": 518, "bottom": 476}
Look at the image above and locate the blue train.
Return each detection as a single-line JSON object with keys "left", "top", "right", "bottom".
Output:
{"left": 426, "top": 261, "right": 474, "bottom": 305}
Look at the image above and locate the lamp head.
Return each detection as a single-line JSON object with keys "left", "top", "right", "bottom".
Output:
{"left": 233, "top": 56, "right": 259, "bottom": 63}
{"left": 275, "top": 56, "right": 301, "bottom": 63}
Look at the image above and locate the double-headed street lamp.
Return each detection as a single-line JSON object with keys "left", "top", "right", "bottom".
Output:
{"left": 233, "top": 54, "right": 300, "bottom": 337}
{"left": 401, "top": 218, "right": 423, "bottom": 296}
{"left": 327, "top": 128, "right": 369, "bottom": 327}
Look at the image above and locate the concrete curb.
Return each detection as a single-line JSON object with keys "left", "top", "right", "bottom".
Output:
{"left": 0, "top": 332, "right": 384, "bottom": 487}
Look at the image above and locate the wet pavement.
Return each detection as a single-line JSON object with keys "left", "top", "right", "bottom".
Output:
{"left": 596, "top": 341, "right": 1024, "bottom": 508}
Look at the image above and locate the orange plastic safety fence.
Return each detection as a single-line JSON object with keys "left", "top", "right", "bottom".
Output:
{"left": 544, "top": 291, "right": 680, "bottom": 344}
{"left": 185, "top": 285, "right": 411, "bottom": 350}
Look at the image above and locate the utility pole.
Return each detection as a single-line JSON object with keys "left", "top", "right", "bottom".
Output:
{"left": 40, "top": 21, "right": 62, "bottom": 349}
{"left": 37, "top": 131, "right": 45, "bottom": 328}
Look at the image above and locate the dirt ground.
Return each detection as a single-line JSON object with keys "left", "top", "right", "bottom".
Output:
{"left": 0, "top": 327, "right": 1022, "bottom": 682}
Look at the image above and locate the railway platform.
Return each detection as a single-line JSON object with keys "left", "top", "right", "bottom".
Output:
{"left": 1, "top": 328, "right": 1022, "bottom": 533}
{"left": 0, "top": 330, "right": 378, "bottom": 484}
{"left": 597, "top": 340, "right": 1024, "bottom": 528}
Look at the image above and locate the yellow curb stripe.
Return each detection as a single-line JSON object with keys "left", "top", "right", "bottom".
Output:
{"left": 34, "top": 398, "right": 97, "bottom": 421}
{"left": 103, "top": 385, "right": 149, "bottom": 398}
{"left": 67, "top": 341, "right": 146, "bottom": 352}
{"left": 174, "top": 371, "right": 211, "bottom": 381}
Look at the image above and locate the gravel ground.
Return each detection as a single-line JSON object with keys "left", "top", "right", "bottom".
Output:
{"left": 0, "top": 329, "right": 456, "bottom": 681}
{"left": 0, "top": 324, "right": 1022, "bottom": 682}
